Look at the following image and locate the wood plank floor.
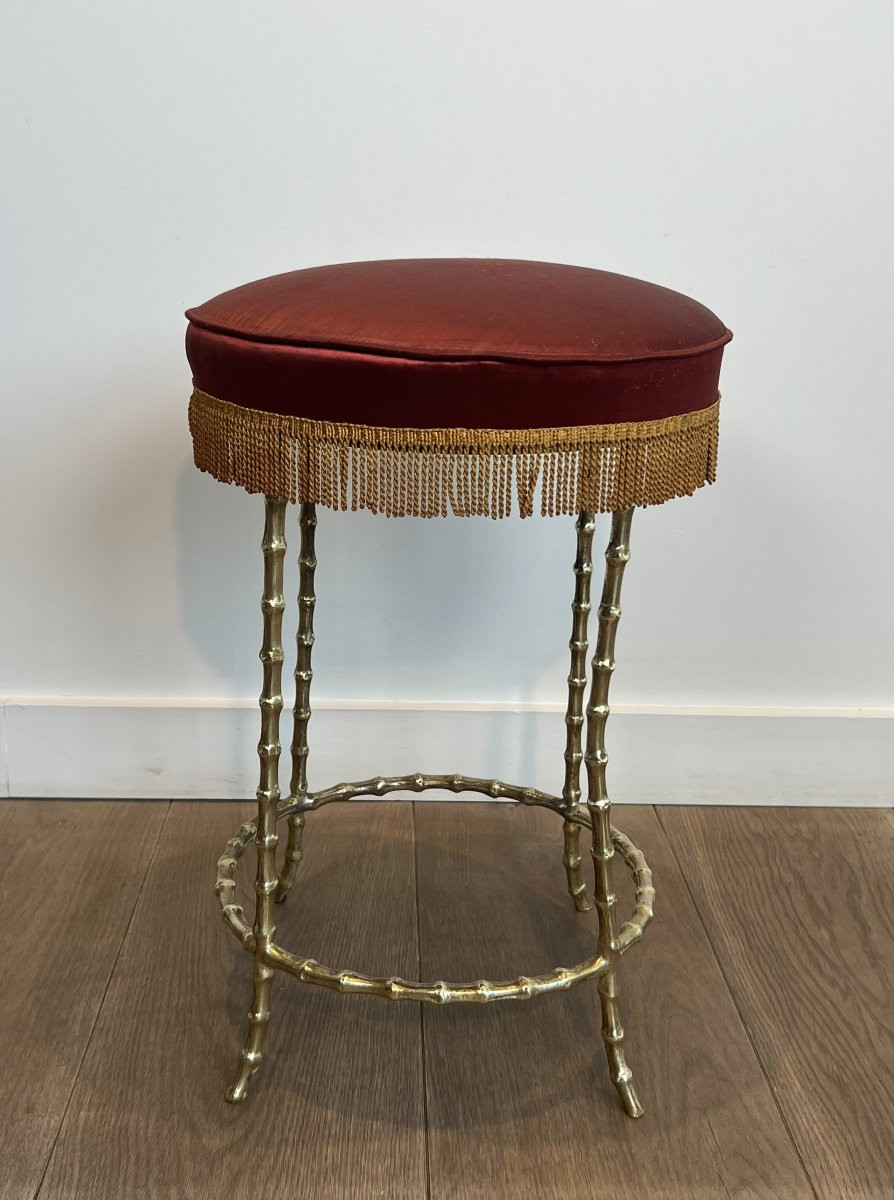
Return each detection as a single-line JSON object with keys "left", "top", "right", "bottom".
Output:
{"left": 0, "top": 800, "right": 167, "bottom": 1200}
{"left": 657, "top": 806, "right": 894, "bottom": 1200}
{"left": 1, "top": 800, "right": 891, "bottom": 1200}
{"left": 415, "top": 804, "right": 812, "bottom": 1200}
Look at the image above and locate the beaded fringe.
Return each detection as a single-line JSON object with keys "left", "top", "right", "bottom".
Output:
{"left": 189, "top": 387, "right": 720, "bottom": 518}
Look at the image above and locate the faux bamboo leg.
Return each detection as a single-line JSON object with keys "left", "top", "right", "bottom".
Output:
{"left": 585, "top": 507, "right": 644, "bottom": 1118}
{"left": 276, "top": 502, "right": 317, "bottom": 903}
{"left": 227, "top": 496, "right": 286, "bottom": 1103}
{"left": 561, "top": 513, "right": 596, "bottom": 912}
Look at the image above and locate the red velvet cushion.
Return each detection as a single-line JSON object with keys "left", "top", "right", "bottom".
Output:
{"left": 186, "top": 259, "right": 731, "bottom": 430}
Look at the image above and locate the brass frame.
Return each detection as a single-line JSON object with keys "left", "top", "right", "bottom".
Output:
{"left": 216, "top": 497, "right": 654, "bottom": 1115}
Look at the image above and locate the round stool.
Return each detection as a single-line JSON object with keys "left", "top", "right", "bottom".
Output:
{"left": 186, "top": 258, "right": 732, "bottom": 1116}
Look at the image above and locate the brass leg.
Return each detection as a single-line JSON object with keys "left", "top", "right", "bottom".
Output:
{"left": 227, "top": 496, "right": 287, "bottom": 1103}
{"left": 586, "top": 508, "right": 644, "bottom": 1118}
{"left": 562, "top": 513, "right": 595, "bottom": 912}
{"left": 276, "top": 502, "right": 317, "bottom": 903}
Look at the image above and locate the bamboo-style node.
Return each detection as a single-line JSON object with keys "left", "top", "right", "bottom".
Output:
{"left": 562, "top": 512, "right": 598, "bottom": 912}
{"left": 215, "top": 791, "right": 654, "bottom": 1001}
{"left": 226, "top": 496, "right": 287, "bottom": 1104}
{"left": 275, "top": 501, "right": 317, "bottom": 904}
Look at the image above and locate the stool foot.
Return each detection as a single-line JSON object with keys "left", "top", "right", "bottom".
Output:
{"left": 599, "top": 968, "right": 643, "bottom": 1118}
{"left": 616, "top": 1077, "right": 645, "bottom": 1120}
{"left": 225, "top": 1076, "right": 252, "bottom": 1104}
{"left": 226, "top": 958, "right": 276, "bottom": 1103}
{"left": 226, "top": 1047, "right": 264, "bottom": 1104}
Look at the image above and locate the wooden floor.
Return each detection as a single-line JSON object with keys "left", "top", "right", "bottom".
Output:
{"left": 1, "top": 801, "right": 891, "bottom": 1200}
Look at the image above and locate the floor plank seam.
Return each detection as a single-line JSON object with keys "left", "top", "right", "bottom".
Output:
{"left": 31, "top": 799, "right": 173, "bottom": 1200}
{"left": 653, "top": 805, "right": 822, "bottom": 1200}
{"left": 705, "top": 1112, "right": 734, "bottom": 1200}
{"left": 412, "top": 803, "right": 433, "bottom": 1200}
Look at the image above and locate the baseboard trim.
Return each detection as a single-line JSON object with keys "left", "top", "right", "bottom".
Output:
{"left": 5, "top": 695, "right": 894, "bottom": 718}
{"left": 2, "top": 697, "right": 892, "bottom": 805}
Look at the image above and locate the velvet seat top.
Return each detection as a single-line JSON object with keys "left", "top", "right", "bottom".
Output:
{"left": 186, "top": 258, "right": 731, "bottom": 518}
{"left": 186, "top": 258, "right": 731, "bottom": 430}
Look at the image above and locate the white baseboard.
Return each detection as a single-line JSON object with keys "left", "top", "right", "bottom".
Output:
{"left": 1, "top": 698, "right": 892, "bottom": 805}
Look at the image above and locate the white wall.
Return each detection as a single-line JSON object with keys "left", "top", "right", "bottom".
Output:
{"left": 2, "top": 2, "right": 892, "bottom": 800}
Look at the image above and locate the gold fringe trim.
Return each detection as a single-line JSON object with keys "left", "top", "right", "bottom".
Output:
{"left": 188, "top": 387, "right": 720, "bottom": 518}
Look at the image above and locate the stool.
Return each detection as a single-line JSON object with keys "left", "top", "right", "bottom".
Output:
{"left": 186, "top": 258, "right": 732, "bottom": 1116}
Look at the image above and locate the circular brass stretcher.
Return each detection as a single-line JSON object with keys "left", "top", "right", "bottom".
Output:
{"left": 216, "top": 777, "right": 654, "bottom": 1003}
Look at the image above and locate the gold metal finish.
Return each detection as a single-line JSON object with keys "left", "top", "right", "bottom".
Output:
{"left": 586, "top": 508, "right": 643, "bottom": 1117}
{"left": 218, "top": 499, "right": 654, "bottom": 1115}
{"left": 267, "top": 938, "right": 610, "bottom": 1004}
{"left": 275, "top": 502, "right": 317, "bottom": 903}
{"left": 226, "top": 496, "right": 286, "bottom": 1103}
{"left": 216, "top": 793, "right": 653, "bottom": 997}
{"left": 562, "top": 512, "right": 597, "bottom": 912}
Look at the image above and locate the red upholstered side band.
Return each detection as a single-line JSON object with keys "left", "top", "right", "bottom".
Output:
{"left": 186, "top": 324, "right": 725, "bottom": 431}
